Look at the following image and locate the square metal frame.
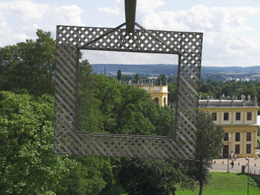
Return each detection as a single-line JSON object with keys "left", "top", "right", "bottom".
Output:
{"left": 54, "top": 23, "right": 203, "bottom": 160}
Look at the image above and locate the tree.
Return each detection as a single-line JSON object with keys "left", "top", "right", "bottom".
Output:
{"left": 117, "top": 70, "right": 122, "bottom": 81}
{"left": 0, "top": 90, "right": 115, "bottom": 194}
{"left": 0, "top": 91, "right": 75, "bottom": 194}
{"left": 77, "top": 60, "right": 104, "bottom": 133}
{"left": 221, "top": 84, "right": 233, "bottom": 97}
{"left": 134, "top": 73, "right": 140, "bottom": 84}
{"left": 167, "top": 76, "right": 177, "bottom": 84}
{"left": 118, "top": 158, "right": 191, "bottom": 195}
{"left": 241, "top": 84, "right": 257, "bottom": 98}
{"left": 156, "top": 74, "right": 166, "bottom": 85}
{"left": 0, "top": 30, "right": 55, "bottom": 96}
{"left": 199, "top": 84, "right": 216, "bottom": 98}
{"left": 56, "top": 156, "right": 113, "bottom": 195}
{"left": 185, "top": 110, "right": 224, "bottom": 195}
{"left": 168, "top": 83, "right": 177, "bottom": 104}
{"left": 215, "top": 86, "right": 222, "bottom": 98}
{"left": 154, "top": 106, "right": 175, "bottom": 136}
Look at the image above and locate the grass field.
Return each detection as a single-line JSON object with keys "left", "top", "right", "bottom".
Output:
{"left": 176, "top": 172, "right": 260, "bottom": 195}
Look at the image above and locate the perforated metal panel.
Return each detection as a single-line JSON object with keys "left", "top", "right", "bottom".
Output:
{"left": 54, "top": 23, "right": 203, "bottom": 159}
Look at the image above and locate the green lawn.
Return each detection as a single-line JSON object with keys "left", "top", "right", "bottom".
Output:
{"left": 176, "top": 172, "right": 260, "bottom": 195}
{"left": 121, "top": 172, "right": 260, "bottom": 195}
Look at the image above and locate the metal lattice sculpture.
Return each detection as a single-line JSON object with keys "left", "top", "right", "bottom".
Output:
{"left": 54, "top": 21, "right": 203, "bottom": 160}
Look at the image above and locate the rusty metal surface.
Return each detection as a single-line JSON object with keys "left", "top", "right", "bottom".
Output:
{"left": 54, "top": 23, "right": 203, "bottom": 159}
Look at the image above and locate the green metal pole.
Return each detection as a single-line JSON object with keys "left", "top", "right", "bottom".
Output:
{"left": 227, "top": 157, "right": 229, "bottom": 172}
{"left": 247, "top": 159, "right": 249, "bottom": 195}
{"left": 125, "top": 0, "right": 137, "bottom": 33}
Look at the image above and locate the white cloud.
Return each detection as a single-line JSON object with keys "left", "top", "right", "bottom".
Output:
{"left": 0, "top": 21, "right": 12, "bottom": 46}
{"left": 0, "top": 0, "right": 84, "bottom": 47}
{"left": 84, "top": 50, "right": 178, "bottom": 65}
{"left": 52, "top": 5, "right": 83, "bottom": 26}
{"left": 0, "top": 11, "right": 4, "bottom": 21}
{"left": 139, "top": 5, "right": 260, "bottom": 32}
{"left": 0, "top": 1, "right": 83, "bottom": 24}
{"left": 0, "top": 0, "right": 259, "bottom": 67}
{"left": 98, "top": 0, "right": 165, "bottom": 16}
{"left": 98, "top": 6, "right": 120, "bottom": 15}
{"left": 0, "top": 0, "right": 47, "bottom": 21}
{"left": 135, "top": 5, "right": 260, "bottom": 66}
{"left": 88, "top": 1, "right": 260, "bottom": 66}
{"left": 98, "top": 0, "right": 123, "bottom": 15}
{"left": 137, "top": 0, "right": 165, "bottom": 11}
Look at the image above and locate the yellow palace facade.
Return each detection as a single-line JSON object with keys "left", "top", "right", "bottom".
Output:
{"left": 199, "top": 97, "right": 259, "bottom": 158}
{"left": 134, "top": 82, "right": 168, "bottom": 107}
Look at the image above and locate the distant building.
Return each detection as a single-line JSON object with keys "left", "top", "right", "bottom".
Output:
{"left": 225, "top": 77, "right": 241, "bottom": 82}
{"left": 241, "top": 78, "right": 250, "bottom": 82}
{"left": 199, "top": 96, "right": 259, "bottom": 158}
{"left": 133, "top": 80, "right": 168, "bottom": 107}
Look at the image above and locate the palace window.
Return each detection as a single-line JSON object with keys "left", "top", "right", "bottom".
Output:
{"left": 247, "top": 112, "right": 252, "bottom": 120}
{"left": 235, "top": 144, "right": 240, "bottom": 154}
{"left": 224, "top": 133, "right": 228, "bottom": 141}
{"left": 154, "top": 98, "right": 159, "bottom": 104}
{"left": 212, "top": 113, "right": 217, "bottom": 121}
{"left": 224, "top": 112, "right": 229, "bottom": 121}
{"left": 247, "top": 132, "right": 251, "bottom": 141}
{"left": 235, "top": 133, "right": 240, "bottom": 142}
{"left": 235, "top": 112, "right": 241, "bottom": 120}
{"left": 246, "top": 144, "right": 251, "bottom": 153}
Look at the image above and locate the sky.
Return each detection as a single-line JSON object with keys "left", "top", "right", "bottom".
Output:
{"left": 0, "top": 0, "right": 259, "bottom": 67}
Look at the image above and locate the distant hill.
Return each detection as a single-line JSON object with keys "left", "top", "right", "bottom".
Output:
{"left": 91, "top": 64, "right": 179, "bottom": 75}
{"left": 91, "top": 64, "right": 260, "bottom": 75}
{"left": 201, "top": 66, "right": 260, "bottom": 74}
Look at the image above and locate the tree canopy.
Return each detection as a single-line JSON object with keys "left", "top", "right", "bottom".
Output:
{"left": 0, "top": 91, "right": 75, "bottom": 194}
{"left": 0, "top": 29, "right": 228, "bottom": 195}
{"left": 118, "top": 158, "right": 189, "bottom": 195}
{"left": 185, "top": 110, "right": 224, "bottom": 195}
{"left": 0, "top": 30, "right": 55, "bottom": 95}
{"left": 77, "top": 61, "right": 175, "bottom": 136}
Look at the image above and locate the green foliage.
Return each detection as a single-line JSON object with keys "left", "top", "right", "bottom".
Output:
{"left": 133, "top": 73, "right": 140, "bottom": 84}
{"left": 1, "top": 28, "right": 240, "bottom": 194}
{"left": 118, "top": 158, "right": 190, "bottom": 195}
{"left": 221, "top": 84, "right": 234, "bottom": 97}
{"left": 77, "top": 64, "right": 175, "bottom": 136}
{"left": 184, "top": 110, "right": 224, "bottom": 195}
{"left": 56, "top": 156, "right": 113, "bottom": 195}
{"left": 199, "top": 79, "right": 260, "bottom": 102}
{"left": 168, "top": 83, "right": 177, "bottom": 104}
{"left": 0, "top": 30, "right": 55, "bottom": 96}
{"left": 241, "top": 83, "right": 257, "bottom": 97}
{"left": 176, "top": 172, "right": 260, "bottom": 195}
{"left": 77, "top": 60, "right": 104, "bottom": 133}
{"left": 117, "top": 70, "right": 122, "bottom": 81}
{"left": 154, "top": 106, "right": 175, "bottom": 136}
{"left": 121, "top": 74, "right": 134, "bottom": 82}
{"left": 156, "top": 74, "right": 166, "bottom": 85}
{"left": 199, "top": 83, "right": 216, "bottom": 98}
{"left": 0, "top": 90, "right": 114, "bottom": 194}
{"left": 97, "top": 78, "right": 175, "bottom": 136}
{"left": 0, "top": 91, "right": 75, "bottom": 194}
{"left": 167, "top": 76, "right": 177, "bottom": 84}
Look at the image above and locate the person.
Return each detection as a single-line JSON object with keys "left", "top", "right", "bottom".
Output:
{"left": 230, "top": 151, "right": 234, "bottom": 160}
{"left": 231, "top": 160, "right": 234, "bottom": 168}
{"left": 234, "top": 154, "right": 237, "bottom": 161}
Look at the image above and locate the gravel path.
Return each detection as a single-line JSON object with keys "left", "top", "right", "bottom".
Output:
{"left": 210, "top": 157, "right": 260, "bottom": 175}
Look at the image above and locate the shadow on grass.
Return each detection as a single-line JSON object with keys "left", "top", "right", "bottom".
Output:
{"left": 250, "top": 174, "right": 260, "bottom": 189}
